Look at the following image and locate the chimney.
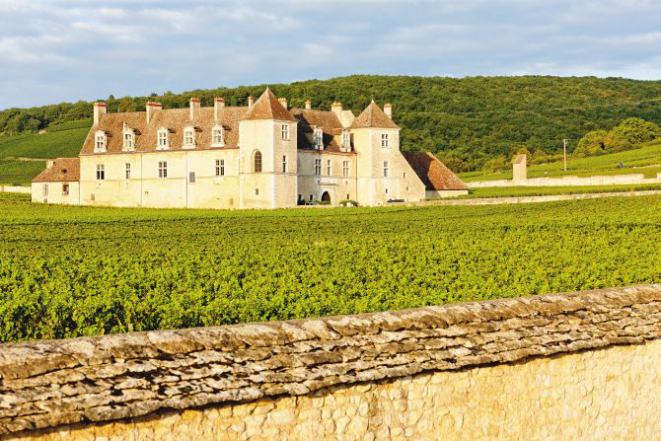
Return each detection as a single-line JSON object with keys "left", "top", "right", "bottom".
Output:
{"left": 46, "top": 160, "right": 55, "bottom": 169}
{"left": 305, "top": 100, "right": 312, "bottom": 110}
{"left": 146, "top": 102, "right": 162, "bottom": 124}
{"left": 189, "top": 98, "right": 201, "bottom": 120}
{"left": 214, "top": 97, "right": 225, "bottom": 121}
{"left": 93, "top": 102, "right": 107, "bottom": 125}
{"left": 278, "top": 97, "right": 288, "bottom": 109}
{"left": 248, "top": 95, "right": 254, "bottom": 108}
{"left": 384, "top": 103, "right": 392, "bottom": 119}
{"left": 331, "top": 102, "right": 343, "bottom": 119}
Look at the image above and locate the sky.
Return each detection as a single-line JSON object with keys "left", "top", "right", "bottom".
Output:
{"left": 1, "top": 0, "right": 661, "bottom": 109}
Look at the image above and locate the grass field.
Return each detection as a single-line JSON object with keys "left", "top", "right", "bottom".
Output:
{"left": 1, "top": 192, "right": 659, "bottom": 342}
{"left": 0, "top": 123, "right": 89, "bottom": 160}
{"left": 462, "top": 183, "right": 661, "bottom": 199}
{"left": 0, "top": 120, "right": 90, "bottom": 185}
{"left": 0, "top": 159, "right": 47, "bottom": 186}
{"left": 460, "top": 142, "right": 661, "bottom": 182}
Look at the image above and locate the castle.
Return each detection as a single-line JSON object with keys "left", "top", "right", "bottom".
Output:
{"left": 32, "top": 88, "right": 468, "bottom": 209}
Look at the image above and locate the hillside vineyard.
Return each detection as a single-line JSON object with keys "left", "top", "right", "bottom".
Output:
{"left": 1, "top": 193, "right": 660, "bottom": 343}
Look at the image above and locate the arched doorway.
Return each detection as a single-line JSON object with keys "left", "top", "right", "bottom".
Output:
{"left": 321, "top": 191, "right": 331, "bottom": 203}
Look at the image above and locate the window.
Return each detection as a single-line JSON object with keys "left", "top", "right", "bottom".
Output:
{"left": 94, "top": 131, "right": 107, "bottom": 152}
{"left": 189, "top": 172, "right": 196, "bottom": 183}
{"left": 157, "top": 128, "right": 169, "bottom": 149}
{"left": 183, "top": 127, "right": 195, "bottom": 147}
{"left": 383, "top": 161, "right": 389, "bottom": 177}
{"left": 158, "top": 161, "right": 168, "bottom": 178}
{"left": 255, "top": 188, "right": 259, "bottom": 195}
{"left": 326, "top": 159, "right": 332, "bottom": 176}
{"left": 42, "top": 184, "right": 48, "bottom": 196}
{"left": 125, "top": 163, "right": 131, "bottom": 179}
{"left": 341, "top": 132, "right": 351, "bottom": 151}
{"left": 62, "top": 183, "right": 69, "bottom": 196}
{"left": 212, "top": 125, "right": 224, "bottom": 146}
{"left": 313, "top": 127, "right": 323, "bottom": 150}
{"left": 215, "top": 159, "right": 225, "bottom": 177}
{"left": 282, "top": 155, "right": 287, "bottom": 173}
{"left": 96, "top": 164, "right": 105, "bottom": 180}
{"left": 123, "top": 127, "right": 135, "bottom": 150}
{"left": 314, "top": 159, "right": 321, "bottom": 176}
{"left": 253, "top": 151, "right": 262, "bottom": 173}
{"left": 309, "top": 194, "right": 313, "bottom": 201}
{"left": 342, "top": 160, "right": 350, "bottom": 177}
{"left": 281, "top": 124, "right": 290, "bottom": 141}
{"left": 381, "top": 133, "right": 390, "bottom": 148}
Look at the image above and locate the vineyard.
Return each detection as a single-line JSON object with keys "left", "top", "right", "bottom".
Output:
{"left": 461, "top": 140, "right": 661, "bottom": 182}
{"left": 0, "top": 193, "right": 659, "bottom": 343}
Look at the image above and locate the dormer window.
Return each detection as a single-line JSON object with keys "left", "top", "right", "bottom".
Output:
{"left": 183, "top": 127, "right": 196, "bottom": 148}
{"left": 341, "top": 131, "right": 351, "bottom": 151}
{"left": 157, "top": 128, "right": 169, "bottom": 150}
{"left": 122, "top": 124, "right": 135, "bottom": 151}
{"left": 94, "top": 131, "right": 107, "bottom": 152}
{"left": 313, "top": 127, "right": 323, "bottom": 150}
{"left": 212, "top": 125, "right": 225, "bottom": 147}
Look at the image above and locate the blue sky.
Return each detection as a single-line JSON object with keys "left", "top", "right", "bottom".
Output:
{"left": 1, "top": 0, "right": 660, "bottom": 109}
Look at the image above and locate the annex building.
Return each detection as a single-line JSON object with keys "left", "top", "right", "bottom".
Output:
{"left": 32, "top": 88, "right": 468, "bottom": 209}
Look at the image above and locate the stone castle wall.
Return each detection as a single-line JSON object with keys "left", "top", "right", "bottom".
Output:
{"left": 2, "top": 284, "right": 661, "bottom": 440}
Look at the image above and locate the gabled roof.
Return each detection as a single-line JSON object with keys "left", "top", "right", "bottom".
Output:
{"left": 32, "top": 158, "right": 80, "bottom": 183}
{"left": 402, "top": 151, "right": 469, "bottom": 191}
{"left": 80, "top": 106, "right": 247, "bottom": 155}
{"left": 243, "top": 88, "right": 297, "bottom": 122}
{"left": 351, "top": 101, "right": 399, "bottom": 129}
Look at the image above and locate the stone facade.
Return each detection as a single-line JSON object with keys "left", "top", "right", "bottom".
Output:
{"left": 1, "top": 284, "right": 660, "bottom": 439}
{"left": 31, "top": 90, "right": 468, "bottom": 209}
{"left": 8, "top": 340, "right": 661, "bottom": 441}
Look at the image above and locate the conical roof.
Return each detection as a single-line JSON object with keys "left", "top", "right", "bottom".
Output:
{"left": 243, "top": 88, "right": 297, "bottom": 122}
{"left": 350, "top": 101, "right": 398, "bottom": 129}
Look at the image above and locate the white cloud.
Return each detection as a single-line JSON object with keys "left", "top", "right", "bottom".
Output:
{"left": 1, "top": 0, "right": 660, "bottom": 109}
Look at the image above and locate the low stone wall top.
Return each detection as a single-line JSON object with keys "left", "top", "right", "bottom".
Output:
{"left": 468, "top": 172, "right": 659, "bottom": 188}
{"left": 0, "top": 186, "right": 31, "bottom": 194}
{"left": 1, "top": 284, "right": 660, "bottom": 436}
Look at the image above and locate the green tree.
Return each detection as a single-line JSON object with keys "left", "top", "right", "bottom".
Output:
{"left": 575, "top": 130, "right": 608, "bottom": 156}
{"left": 604, "top": 118, "right": 661, "bottom": 152}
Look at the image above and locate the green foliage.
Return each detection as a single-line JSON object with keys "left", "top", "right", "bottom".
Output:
{"left": 482, "top": 156, "right": 508, "bottom": 172}
{"left": 0, "top": 159, "right": 47, "bottom": 185}
{"left": 3, "top": 75, "right": 661, "bottom": 168}
{"left": 0, "top": 126, "right": 89, "bottom": 159}
{"left": 0, "top": 193, "right": 659, "bottom": 343}
{"left": 603, "top": 118, "right": 661, "bottom": 152}
{"left": 461, "top": 141, "right": 661, "bottom": 182}
{"left": 575, "top": 130, "right": 608, "bottom": 156}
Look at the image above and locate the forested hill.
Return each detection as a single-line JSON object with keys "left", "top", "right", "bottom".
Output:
{"left": 2, "top": 75, "right": 661, "bottom": 168}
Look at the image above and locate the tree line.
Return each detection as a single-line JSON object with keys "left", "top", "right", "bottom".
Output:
{"left": 1, "top": 75, "right": 661, "bottom": 170}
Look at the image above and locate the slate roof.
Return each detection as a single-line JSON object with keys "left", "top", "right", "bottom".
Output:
{"left": 351, "top": 101, "right": 399, "bottom": 129}
{"left": 243, "top": 88, "right": 297, "bottom": 122}
{"left": 32, "top": 158, "right": 80, "bottom": 183}
{"left": 402, "top": 151, "right": 469, "bottom": 191}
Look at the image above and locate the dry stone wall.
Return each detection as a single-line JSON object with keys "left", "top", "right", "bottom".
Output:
{"left": 1, "top": 284, "right": 661, "bottom": 439}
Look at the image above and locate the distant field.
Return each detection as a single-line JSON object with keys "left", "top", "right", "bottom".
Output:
{"left": 462, "top": 183, "right": 661, "bottom": 199}
{"left": 460, "top": 142, "right": 661, "bottom": 182}
{"left": 0, "top": 159, "right": 47, "bottom": 186}
{"left": 0, "top": 122, "right": 90, "bottom": 159}
{"left": 1, "top": 193, "right": 659, "bottom": 342}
